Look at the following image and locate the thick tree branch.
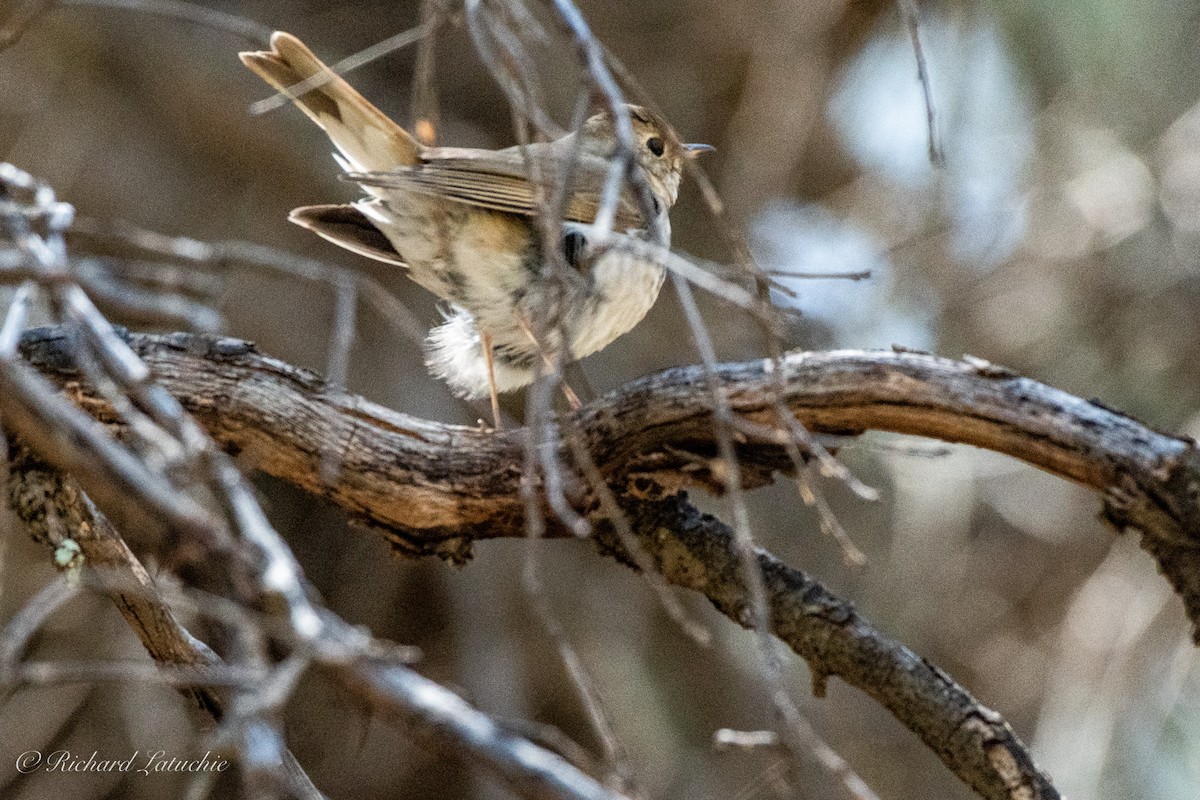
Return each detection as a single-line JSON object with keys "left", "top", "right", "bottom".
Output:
{"left": 19, "top": 328, "right": 1199, "bottom": 632}
{"left": 19, "top": 329, "right": 1175, "bottom": 799}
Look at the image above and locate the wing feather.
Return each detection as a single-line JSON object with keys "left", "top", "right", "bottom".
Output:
{"left": 347, "top": 147, "right": 646, "bottom": 229}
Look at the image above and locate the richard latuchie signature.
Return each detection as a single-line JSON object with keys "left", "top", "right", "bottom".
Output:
{"left": 15, "top": 749, "right": 230, "bottom": 776}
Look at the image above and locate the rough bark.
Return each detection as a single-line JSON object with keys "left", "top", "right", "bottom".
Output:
{"left": 20, "top": 329, "right": 1199, "bottom": 632}
{"left": 20, "top": 326, "right": 1198, "bottom": 799}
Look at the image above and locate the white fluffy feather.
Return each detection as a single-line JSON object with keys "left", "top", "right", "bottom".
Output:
{"left": 424, "top": 306, "right": 534, "bottom": 399}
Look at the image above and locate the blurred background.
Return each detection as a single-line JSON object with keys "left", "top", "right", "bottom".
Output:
{"left": 2, "top": 0, "right": 1200, "bottom": 797}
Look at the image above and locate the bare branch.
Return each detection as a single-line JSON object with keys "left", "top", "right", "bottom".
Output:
{"left": 895, "top": 0, "right": 943, "bottom": 165}
{"left": 26, "top": 329, "right": 1192, "bottom": 614}
{"left": 15, "top": 328, "right": 1134, "bottom": 797}
{"left": 613, "top": 491, "right": 1056, "bottom": 799}
{"left": 338, "top": 659, "right": 631, "bottom": 800}
{"left": 7, "top": 450, "right": 222, "bottom": 710}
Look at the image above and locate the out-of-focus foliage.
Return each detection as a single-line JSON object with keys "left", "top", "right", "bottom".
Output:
{"left": 2, "top": 0, "right": 1200, "bottom": 798}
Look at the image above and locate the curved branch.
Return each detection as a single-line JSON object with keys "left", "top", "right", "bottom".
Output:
{"left": 610, "top": 493, "right": 1055, "bottom": 799}
{"left": 21, "top": 329, "right": 1198, "bottom": 613}
{"left": 23, "top": 327, "right": 1199, "bottom": 799}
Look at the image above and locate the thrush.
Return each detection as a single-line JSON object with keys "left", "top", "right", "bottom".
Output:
{"left": 240, "top": 32, "right": 710, "bottom": 419}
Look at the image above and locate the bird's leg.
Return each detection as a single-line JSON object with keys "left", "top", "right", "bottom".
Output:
{"left": 540, "top": 351, "right": 582, "bottom": 411}
{"left": 559, "top": 379, "right": 582, "bottom": 411}
{"left": 515, "top": 315, "right": 583, "bottom": 411}
{"left": 481, "top": 329, "right": 503, "bottom": 431}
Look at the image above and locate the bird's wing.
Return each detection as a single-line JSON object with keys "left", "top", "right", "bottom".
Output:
{"left": 240, "top": 32, "right": 423, "bottom": 172}
{"left": 346, "top": 146, "right": 647, "bottom": 229}
{"left": 288, "top": 201, "right": 407, "bottom": 266}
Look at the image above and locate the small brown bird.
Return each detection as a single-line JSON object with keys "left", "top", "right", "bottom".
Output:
{"left": 240, "top": 32, "right": 710, "bottom": 419}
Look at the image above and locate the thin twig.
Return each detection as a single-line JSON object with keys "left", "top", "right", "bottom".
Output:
{"left": 895, "top": 0, "right": 944, "bottom": 165}
{"left": 250, "top": 22, "right": 442, "bottom": 116}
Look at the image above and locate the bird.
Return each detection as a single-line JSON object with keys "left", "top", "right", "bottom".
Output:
{"left": 240, "top": 32, "right": 711, "bottom": 424}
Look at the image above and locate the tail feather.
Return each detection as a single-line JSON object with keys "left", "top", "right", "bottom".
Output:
{"left": 289, "top": 202, "right": 407, "bottom": 266}
{"left": 240, "top": 32, "right": 422, "bottom": 172}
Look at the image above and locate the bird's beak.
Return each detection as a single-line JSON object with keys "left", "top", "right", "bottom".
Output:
{"left": 683, "top": 143, "right": 716, "bottom": 159}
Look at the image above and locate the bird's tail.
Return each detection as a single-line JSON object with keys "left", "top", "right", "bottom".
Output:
{"left": 239, "top": 32, "right": 422, "bottom": 172}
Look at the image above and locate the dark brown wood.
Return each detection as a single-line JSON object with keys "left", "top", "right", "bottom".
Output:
{"left": 21, "top": 330, "right": 1199, "bottom": 629}
{"left": 23, "top": 327, "right": 1200, "bottom": 800}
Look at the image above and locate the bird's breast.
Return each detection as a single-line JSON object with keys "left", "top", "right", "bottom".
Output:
{"left": 568, "top": 248, "right": 666, "bottom": 360}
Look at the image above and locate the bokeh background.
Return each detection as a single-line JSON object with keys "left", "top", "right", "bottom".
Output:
{"left": 3, "top": 0, "right": 1200, "bottom": 798}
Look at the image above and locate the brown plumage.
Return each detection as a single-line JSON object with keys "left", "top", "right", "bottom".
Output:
{"left": 240, "top": 32, "right": 710, "bottom": 408}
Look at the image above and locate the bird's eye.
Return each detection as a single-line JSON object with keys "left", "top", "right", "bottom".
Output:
{"left": 646, "top": 136, "right": 665, "bottom": 157}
